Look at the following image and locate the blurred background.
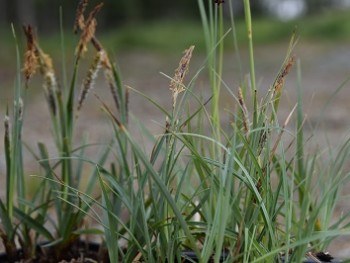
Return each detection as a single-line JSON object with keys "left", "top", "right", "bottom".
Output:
{"left": 1, "top": 0, "right": 350, "bottom": 28}
{"left": 1, "top": 0, "right": 350, "bottom": 257}
{"left": 1, "top": 0, "right": 349, "bottom": 144}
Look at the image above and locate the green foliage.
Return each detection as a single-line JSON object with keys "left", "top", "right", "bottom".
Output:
{"left": 1, "top": 1, "right": 350, "bottom": 262}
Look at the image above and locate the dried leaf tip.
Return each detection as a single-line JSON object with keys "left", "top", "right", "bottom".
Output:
{"left": 170, "top": 45, "right": 195, "bottom": 109}
{"left": 22, "top": 25, "right": 38, "bottom": 84}
{"left": 75, "top": 2, "right": 104, "bottom": 58}
{"left": 14, "top": 98, "right": 24, "bottom": 121}
{"left": 74, "top": 0, "right": 89, "bottom": 33}
{"left": 4, "top": 114, "right": 10, "bottom": 131}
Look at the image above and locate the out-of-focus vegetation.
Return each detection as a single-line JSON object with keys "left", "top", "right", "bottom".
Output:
{"left": 1, "top": 0, "right": 349, "bottom": 34}
{"left": 1, "top": 8, "right": 350, "bottom": 58}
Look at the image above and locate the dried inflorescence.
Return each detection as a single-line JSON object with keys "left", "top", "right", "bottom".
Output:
{"left": 75, "top": 2, "right": 104, "bottom": 58}
{"left": 74, "top": 0, "right": 88, "bottom": 34}
{"left": 170, "top": 45, "right": 195, "bottom": 109}
{"left": 22, "top": 24, "right": 58, "bottom": 115}
{"left": 273, "top": 55, "right": 295, "bottom": 95}
{"left": 74, "top": 0, "right": 126, "bottom": 118}
{"left": 22, "top": 25, "right": 38, "bottom": 83}
{"left": 37, "top": 49, "right": 58, "bottom": 115}
{"left": 77, "top": 50, "right": 104, "bottom": 111}
{"left": 238, "top": 87, "right": 250, "bottom": 135}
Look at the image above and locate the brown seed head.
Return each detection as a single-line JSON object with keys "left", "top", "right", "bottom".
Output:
{"left": 74, "top": 0, "right": 89, "bottom": 33}
{"left": 75, "top": 3, "right": 104, "bottom": 58}
{"left": 38, "top": 51, "right": 54, "bottom": 74}
{"left": 36, "top": 48, "right": 58, "bottom": 115}
{"left": 170, "top": 45, "right": 195, "bottom": 108}
{"left": 22, "top": 25, "right": 38, "bottom": 83}
{"left": 77, "top": 50, "right": 104, "bottom": 111}
{"left": 238, "top": 87, "right": 250, "bottom": 135}
{"left": 274, "top": 55, "right": 295, "bottom": 94}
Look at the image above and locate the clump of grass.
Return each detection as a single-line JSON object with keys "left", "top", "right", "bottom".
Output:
{"left": 2, "top": 0, "right": 350, "bottom": 262}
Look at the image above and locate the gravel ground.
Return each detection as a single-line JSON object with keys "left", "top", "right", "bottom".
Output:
{"left": 1, "top": 41, "right": 350, "bottom": 258}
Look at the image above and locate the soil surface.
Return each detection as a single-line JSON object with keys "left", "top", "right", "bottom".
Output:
{"left": 1, "top": 41, "right": 350, "bottom": 259}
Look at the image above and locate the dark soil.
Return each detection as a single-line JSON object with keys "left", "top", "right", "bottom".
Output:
{"left": 0, "top": 241, "right": 109, "bottom": 263}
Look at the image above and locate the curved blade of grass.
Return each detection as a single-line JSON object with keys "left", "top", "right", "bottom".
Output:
{"left": 252, "top": 229, "right": 350, "bottom": 263}
{"left": 14, "top": 208, "right": 54, "bottom": 241}
{"left": 99, "top": 168, "right": 123, "bottom": 262}
{"left": 113, "top": 125, "right": 200, "bottom": 257}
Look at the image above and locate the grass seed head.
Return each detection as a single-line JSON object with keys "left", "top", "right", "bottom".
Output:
{"left": 77, "top": 50, "right": 104, "bottom": 111}
{"left": 74, "top": 0, "right": 89, "bottom": 33}
{"left": 22, "top": 25, "right": 38, "bottom": 83}
{"left": 101, "top": 53, "right": 121, "bottom": 110}
{"left": 170, "top": 45, "right": 195, "bottom": 109}
{"left": 43, "top": 72, "right": 58, "bottom": 115}
{"left": 75, "top": 3, "right": 104, "bottom": 58}
{"left": 106, "top": 71, "right": 119, "bottom": 109}
{"left": 35, "top": 49, "right": 58, "bottom": 115}
{"left": 274, "top": 55, "right": 295, "bottom": 94}
{"left": 238, "top": 87, "right": 250, "bottom": 135}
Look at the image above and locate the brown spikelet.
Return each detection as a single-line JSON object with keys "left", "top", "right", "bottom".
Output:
{"left": 100, "top": 50, "right": 112, "bottom": 70}
{"left": 74, "top": 0, "right": 88, "bottom": 33}
{"left": 36, "top": 49, "right": 58, "bottom": 115}
{"left": 77, "top": 50, "right": 104, "bottom": 111}
{"left": 106, "top": 71, "right": 119, "bottom": 110}
{"left": 273, "top": 55, "right": 295, "bottom": 95}
{"left": 22, "top": 25, "right": 38, "bottom": 83}
{"left": 170, "top": 45, "right": 195, "bottom": 109}
{"left": 101, "top": 53, "right": 120, "bottom": 110}
{"left": 75, "top": 3, "right": 104, "bottom": 58}
{"left": 44, "top": 73, "right": 58, "bottom": 115}
{"left": 38, "top": 51, "right": 54, "bottom": 74}
{"left": 238, "top": 87, "right": 250, "bottom": 135}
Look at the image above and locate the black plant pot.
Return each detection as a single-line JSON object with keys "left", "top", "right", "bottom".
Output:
{"left": 0, "top": 240, "right": 109, "bottom": 263}
{"left": 0, "top": 244, "right": 343, "bottom": 263}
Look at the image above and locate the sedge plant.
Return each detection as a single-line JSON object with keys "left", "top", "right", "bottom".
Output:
{"left": 2, "top": 0, "right": 350, "bottom": 262}
{"left": 0, "top": 2, "right": 114, "bottom": 262}
{"left": 91, "top": 0, "right": 350, "bottom": 262}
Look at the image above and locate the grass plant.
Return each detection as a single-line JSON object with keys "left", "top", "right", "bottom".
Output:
{"left": 1, "top": 0, "right": 350, "bottom": 262}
